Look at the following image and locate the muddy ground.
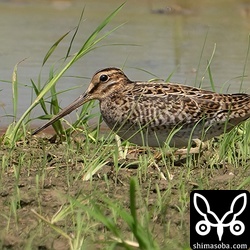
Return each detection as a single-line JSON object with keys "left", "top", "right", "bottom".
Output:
{"left": 0, "top": 133, "right": 249, "bottom": 250}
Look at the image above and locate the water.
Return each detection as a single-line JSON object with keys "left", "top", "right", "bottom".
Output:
{"left": 1, "top": 0, "right": 250, "bottom": 127}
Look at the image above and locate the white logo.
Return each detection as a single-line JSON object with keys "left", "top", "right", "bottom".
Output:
{"left": 193, "top": 193, "right": 247, "bottom": 241}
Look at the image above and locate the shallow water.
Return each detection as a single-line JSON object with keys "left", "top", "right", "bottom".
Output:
{"left": 1, "top": 0, "right": 250, "bottom": 126}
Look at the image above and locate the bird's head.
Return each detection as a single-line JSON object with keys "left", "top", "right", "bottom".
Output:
{"left": 32, "top": 67, "right": 131, "bottom": 135}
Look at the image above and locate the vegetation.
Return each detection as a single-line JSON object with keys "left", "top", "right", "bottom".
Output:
{"left": 0, "top": 3, "right": 249, "bottom": 250}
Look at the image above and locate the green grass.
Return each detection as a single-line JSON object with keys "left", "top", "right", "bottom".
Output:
{"left": 0, "top": 3, "right": 250, "bottom": 250}
{"left": 3, "top": 3, "right": 126, "bottom": 146}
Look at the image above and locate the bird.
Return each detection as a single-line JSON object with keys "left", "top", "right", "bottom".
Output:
{"left": 32, "top": 67, "right": 250, "bottom": 148}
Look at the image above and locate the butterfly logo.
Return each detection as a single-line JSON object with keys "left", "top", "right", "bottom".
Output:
{"left": 193, "top": 193, "right": 247, "bottom": 241}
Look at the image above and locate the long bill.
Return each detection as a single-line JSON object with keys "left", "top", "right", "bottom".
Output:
{"left": 32, "top": 93, "right": 89, "bottom": 135}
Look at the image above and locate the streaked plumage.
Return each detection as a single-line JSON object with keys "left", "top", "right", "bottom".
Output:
{"left": 32, "top": 68, "right": 250, "bottom": 147}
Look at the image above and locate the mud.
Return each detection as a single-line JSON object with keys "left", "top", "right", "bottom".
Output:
{"left": 0, "top": 134, "right": 249, "bottom": 249}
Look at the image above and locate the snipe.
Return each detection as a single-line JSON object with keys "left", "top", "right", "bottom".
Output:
{"left": 32, "top": 67, "right": 250, "bottom": 147}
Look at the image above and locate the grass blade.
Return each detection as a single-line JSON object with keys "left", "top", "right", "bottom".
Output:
{"left": 30, "top": 79, "right": 48, "bottom": 115}
{"left": 12, "top": 63, "right": 18, "bottom": 122}
{"left": 65, "top": 7, "right": 85, "bottom": 59}
{"left": 12, "top": 59, "right": 27, "bottom": 121}
{"left": 207, "top": 61, "right": 215, "bottom": 92}
{"left": 199, "top": 43, "right": 216, "bottom": 89}
{"left": 42, "top": 30, "right": 71, "bottom": 66}
{"left": 195, "top": 30, "right": 209, "bottom": 87}
{"left": 239, "top": 33, "right": 250, "bottom": 92}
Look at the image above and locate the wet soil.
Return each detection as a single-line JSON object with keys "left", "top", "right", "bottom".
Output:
{"left": 0, "top": 134, "right": 249, "bottom": 250}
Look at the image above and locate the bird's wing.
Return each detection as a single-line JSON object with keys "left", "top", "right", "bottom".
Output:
{"left": 131, "top": 82, "right": 250, "bottom": 125}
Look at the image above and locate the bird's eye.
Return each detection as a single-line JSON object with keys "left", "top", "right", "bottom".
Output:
{"left": 100, "top": 74, "right": 108, "bottom": 82}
